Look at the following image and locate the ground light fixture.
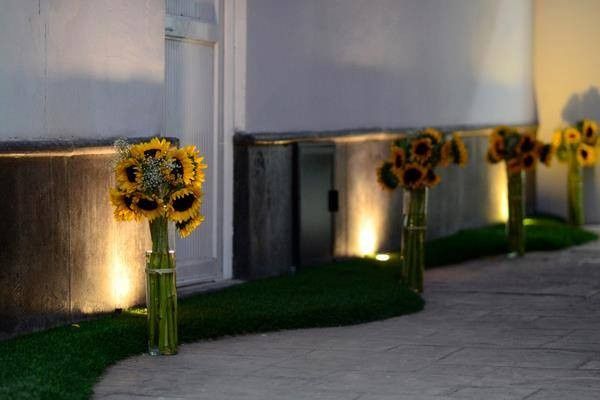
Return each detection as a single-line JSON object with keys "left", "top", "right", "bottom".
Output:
{"left": 375, "top": 253, "right": 391, "bottom": 262}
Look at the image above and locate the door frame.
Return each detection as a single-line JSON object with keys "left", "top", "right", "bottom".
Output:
{"left": 163, "top": 0, "right": 244, "bottom": 281}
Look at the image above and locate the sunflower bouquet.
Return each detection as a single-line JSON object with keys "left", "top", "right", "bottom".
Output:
{"left": 552, "top": 119, "right": 599, "bottom": 225}
{"left": 486, "top": 126, "right": 552, "bottom": 256}
{"left": 377, "top": 128, "right": 468, "bottom": 293}
{"left": 110, "top": 137, "right": 206, "bottom": 355}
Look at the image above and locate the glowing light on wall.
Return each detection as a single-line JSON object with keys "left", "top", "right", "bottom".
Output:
{"left": 357, "top": 217, "right": 378, "bottom": 256}
{"left": 497, "top": 183, "right": 509, "bottom": 222}
{"left": 111, "top": 261, "right": 132, "bottom": 309}
{"left": 488, "top": 163, "right": 509, "bottom": 222}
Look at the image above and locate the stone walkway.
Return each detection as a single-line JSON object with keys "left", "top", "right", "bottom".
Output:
{"left": 94, "top": 239, "right": 600, "bottom": 400}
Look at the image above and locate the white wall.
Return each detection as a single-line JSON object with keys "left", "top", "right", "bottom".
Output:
{"left": 0, "top": 0, "right": 164, "bottom": 140}
{"left": 534, "top": 0, "right": 600, "bottom": 222}
{"left": 242, "top": 0, "right": 535, "bottom": 133}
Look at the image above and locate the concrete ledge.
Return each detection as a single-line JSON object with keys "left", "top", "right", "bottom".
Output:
{"left": 234, "top": 123, "right": 537, "bottom": 145}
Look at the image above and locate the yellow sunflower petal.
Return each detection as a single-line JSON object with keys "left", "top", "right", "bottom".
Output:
{"left": 130, "top": 137, "right": 172, "bottom": 159}
{"left": 176, "top": 214, "right": 205, "bottom": 238}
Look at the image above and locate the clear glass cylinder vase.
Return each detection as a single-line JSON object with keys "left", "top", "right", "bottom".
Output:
{"left": 567, "top": 152, "right": 584, "bottom": 226}
{"left": 401, "top": 187, "right": 428, "bottom": 293}
{"left": 145, "top": 250, "right": 178, "bottom": 356}
{"left": 506, "top": 168, "right": 525, "bottom": 257}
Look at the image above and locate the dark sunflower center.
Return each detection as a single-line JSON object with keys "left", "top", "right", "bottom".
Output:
{"left": 582, "top": 149, "right": 589, "bottom": 159}
{"left": 415, "top": 143, "right": 430, "bottom": 156}
{"left": 523, "top": 155, "right": 534, "bottom": 167}
{"left": 520, "top": 138, "right": 535, "bottom": 153}
{"left": 125, "top": 166, "right": 137, "bottom": 183}
{"left": 173, "top": 193, "right": 196, "bottom": 212}
{"left": 586, "top": 128, "right": 594, "bottom": 137}
{"left": 394, "top": 154, "right": 404, "bottom": 168}
{"left": 144, "top": 149, "right": 160, "bottom": 158}
{"left": 172, "top": 159, "right": 183, "bottom": 176}
{"left": 494, "top": 141, "right": 504, "bottom": 154}
{"left": 426, "top": 169, "right": 435, "bottom": 181}
{"left": 124, "top": 195, "right": 134, "bottom": 209}
{"left": 403, "top": 168, "right": 423, "bottom": 184}
{"left": 137, "top": 198, "right": 159, "bottom": 211}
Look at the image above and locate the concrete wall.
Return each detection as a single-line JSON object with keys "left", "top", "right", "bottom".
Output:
{"left": 0, "top": 148, "right": 150, "bottom": 338}
{"left": 242, "top": 0, "right": 535, "bottom": 133}
{"left": 234, "top": 126, "right": 537, "bottom": 278}
{"left": 534, "top": 0, "right": 600, "bottom": 222}
{"left": 0, "top": 0, "right": 164, "bottom": 140}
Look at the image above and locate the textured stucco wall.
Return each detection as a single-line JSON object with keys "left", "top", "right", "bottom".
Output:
{"left": 243, "top": 0, "right": 535, "bottom": 133}
{"left": 534, "top": 0, "right": 600, "bottom": 222}
{"left": 0, "top": 0, "right": 164, "bottom": 140}
{"left": 0, "top": 149, "right": 150, "bottom": 338}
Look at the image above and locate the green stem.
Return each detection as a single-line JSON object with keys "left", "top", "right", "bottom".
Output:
{"left": 506, "top": 167, "right": 525, "bottom": 257}
{"left": 146, "top": 217, "right": 178, "bottom": 355}
{"left": 401, "top": 188, "right": 427, "bottom": 293}
{"left": 567, "top": 151, "right": 584, "bottom": 226}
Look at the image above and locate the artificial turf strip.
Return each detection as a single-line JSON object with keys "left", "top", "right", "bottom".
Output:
{"left": 424, "top": 217, "right": 598, "bottom": 268}
{"left": 0, "top": 260, "right": 424, "bottom": 400}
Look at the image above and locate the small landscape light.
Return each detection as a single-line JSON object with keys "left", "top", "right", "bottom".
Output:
{"left": 375, "top": 253, "right": 390, "bottom": 262}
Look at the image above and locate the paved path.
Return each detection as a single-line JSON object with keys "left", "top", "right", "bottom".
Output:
{"left": 94, "top": 239, "right": 600, "bottom": 400}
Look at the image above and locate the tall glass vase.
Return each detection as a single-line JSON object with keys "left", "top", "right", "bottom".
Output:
{"left": 506, "top": 167, "right": 525, "bottom": 257}
{"left": 146, "top": 217, "right": 178, "bottom": 356}
{"left": 567, "top": 152, "right": 584, "bottom": 226}
{"left": 401, "top": 188, "right": 428, "bottom": 293}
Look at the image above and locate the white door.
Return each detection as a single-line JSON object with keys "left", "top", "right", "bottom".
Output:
{"left": 165, "top": 0, "right": 223, "bottom": 288}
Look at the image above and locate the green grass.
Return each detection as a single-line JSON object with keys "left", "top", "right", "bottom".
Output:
{"left": 0, "top": 260, "right": 423, "bottom": 400}
{"left": 0, "top": 216, "right": 596, "bottom": 400}
{"left": 424, "top": 216, "right": 598, "bottom": 268}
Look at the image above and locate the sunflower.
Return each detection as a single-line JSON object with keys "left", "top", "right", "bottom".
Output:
{"left": 399, "top": 163, "right": 426, "bottom": 190}
{"left": 521, "top": 152, "right": 537, "bottom": 171}
{"left": 507, "top": 158, "right": 522, "bottom": 175}
{"left": 538, "top": 143, "right": 554, "bottom": 166}
{"left": 130, "top": 137, "right": 171, "bottom": 159}
{"left": 134, "top": 195, "right": 163, "bottom": 221}
{"left": 115, "top": 158, "right": 140, "bottom": 192}
{"left": 451, "top": 134, "right": 468, "bottom": 167}
{"left": 422, "top": 128, "right": 442, "bottom": 144}
{"left": 185, "top": 146, "right": 208, "bottom": 189}
{"left": 440, "top": 141, "right": 452, "bottom": 166}
{"left": 491, "top": 126, "right": 511, "bottom": 138}
{"left": 488, "top": 134, "right": 505, "bottom": 163}
{"left": 377, "top": 161, "right": 399, "bottom": 191}
{"left": 166, "top": 147, "right": 195, "bottom": 185}
{"left": 423, "top": 168, "right": 441, "bottom": 188}
{"left": 109, "top": 189, "right": 138, "bottom": 221}
{"left": 565, "top": 128, "right": 581, "bottom": 145}
{"left": 391, "top": 145, "right": 406, "bottom": 168}
{"left": 552, "top": 130, "right": 563, "bottom": 148}
{"left": 581, "top": 119, "right": 598, "bottom": 145}
{"left": 175, "top": 214, "right": 205, "bottom": 238}
{"left": 168, "top": 187, "right": 201, "bottom": 222}
{"left": 411, "top": 138, "right": 433, "bottom": 164}
{"left": 577, "top": 143, "right": 597, "bottom": 166}
{"left": 517, "top": 134, "right": 537, "bottom": 154}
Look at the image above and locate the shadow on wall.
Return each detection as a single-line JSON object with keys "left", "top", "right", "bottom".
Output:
{"left": 562, "top": 86, "right": 600, "bottom": 124}
{"left": 561, "top": 86, "right": 600, "bottom": 223}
